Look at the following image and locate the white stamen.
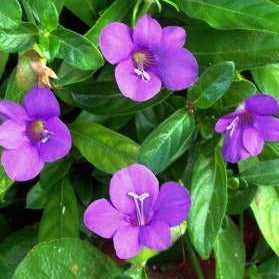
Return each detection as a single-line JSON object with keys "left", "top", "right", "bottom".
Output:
{"left": 40, "top": 129, "right": 53, "bottom": 144}
{"left": 226, "top": 116, "right": 239, "bottom": 136}
{"left": 127, "top": 192, "right": 150, "bottom": 226}
{"left": 134, "top": 68, "right": 151, "bottom": 82}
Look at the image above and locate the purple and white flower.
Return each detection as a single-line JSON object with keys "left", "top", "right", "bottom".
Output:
{"left": 0, "top": 86, "right": 72, "bottom": 181}
{"left": 99, "top": 14, "right": 198, "bottom": 102}
{"left": 215, "top": 94, "right": 279, "bottom": 163}
{"left": 84, "top": 164, "right": 191, "bottom": 259}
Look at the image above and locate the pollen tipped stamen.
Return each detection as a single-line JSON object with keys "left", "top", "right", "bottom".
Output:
{"left": 128, "top": 192, "right": 150, "bottom": 226}
{"left": 27, "top": 120, "right": 52, "bottom": 144}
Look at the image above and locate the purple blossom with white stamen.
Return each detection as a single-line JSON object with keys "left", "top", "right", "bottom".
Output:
{"left": 99, "top": 14, "right": 199, "bottom": 102}
{"left": 0, "top": 86, "right": 72, "bottom": 181}
{"left": 215, "top": 94, "right": 279, "bottom": 163}
{"left": 83, "top": 164, "right": 191, "bottom": 259}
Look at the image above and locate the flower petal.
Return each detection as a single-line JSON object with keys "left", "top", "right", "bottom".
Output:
{"left": 99, "top": 22, "right": 134, "bottom": 65}
{"left": 23, "top": 86, "right": 60, "bottom": 119}
{"left": 257, "top": 116, "right": 279, "bottom": 142}
{"left": 38, "top": 117, "right": 72, "bottom": 162}
{"left": 215, "top": 113, "right": 237, "bottom": 133}
{"left": 0, "top": 101, "right": 29, "bottom": 124}
{"left": 84, "top": 199, "right": 128, "bottom": 239}
{"left": 155, "top": 48, "right": 198, "bottom": 91}
{"left": 153, "top": 182, "right": 191, "bottom": 227}
{"left": 115, "top": 59, "right": 161, "bottom": 102}
{"left": 133, "top": 15, "right": 162, "bottom": 49}
{"left": 139, "top": 220, "right": 171, "bottom": 251}
{"left": 1, "top": 143, "right": 44, "bottom": 181}
{"left": 222, "top": 127, "right": 250, "bottom": 163}
{"left": 242, "top": 127, "right": 264, "bottom": 156}
{"left": 245, "top": 94, "right": 279, "bottom": 116}
{"left": 113, "top": 225, "right": 140, "bottom": 259}
{"left": 110, "top": 164, "right": 159, "bottom": 215}
{"left": 0, "top": 120, "right": 26, "bottom": 149}
{"left": 161, "top": 26, "right": 186, "bottom": 51}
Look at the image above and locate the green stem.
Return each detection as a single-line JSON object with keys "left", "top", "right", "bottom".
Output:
{"left": 185, "top": 234, "right": 206, "bottom": 279}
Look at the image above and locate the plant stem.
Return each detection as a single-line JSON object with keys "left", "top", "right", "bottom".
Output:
{"left": 185, "top": 234, "right": 206, "bottom": 279}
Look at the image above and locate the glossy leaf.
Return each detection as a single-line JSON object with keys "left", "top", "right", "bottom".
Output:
{"left": 70, "top": 81, "right": 172, "bottom": 116}
{"left": 188, "top": 61, "right": 235, "bottom": 109}
{"left": 179, "top": 0, "right": 279, "bottom": 34}
{"left": 139, "top": 109, "right": 195, "bottom": 174}
{"left": 54, "top": 26, "right": 104, "bottom": 70}
{"left": 13, "top": 238, "right": 121, "bottom": 279}
{"left": 0, "top": 165, "right": 13, "bottom": 203}
{"left": 38, "top": 177, "right": 79, "bottom": 242}
{"left": 214, "top": 217, "right": 245, "bottom": 279}
{"left": 0, "top": 0, "right": 22, "bottom": 29}
{"left": 70, "top": 121, "right": 139, "bottom": 173}
{"left": 188, "top": 149, "right": 227, "bottom": 259}
{"left": 187, "top": 25, "right": 279, "bottom": 70}
{"left": 251, "top": 186, "right": 279, "bottom": 256}
{"left": 239, "top": 159, "right": 279, "bottom": 186}
{"left": 0, "top": 23, "right": 38, "bottom": 53}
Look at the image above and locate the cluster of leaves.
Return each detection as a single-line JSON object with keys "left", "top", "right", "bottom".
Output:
{"left": 0, "top": 0, "right": 279, "bottom": 278}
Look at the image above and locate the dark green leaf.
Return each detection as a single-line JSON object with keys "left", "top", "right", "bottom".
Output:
{"left": 0, "top": 0, "right": 22, "bottom": 29}
{"left": 0, "top": 23, "right": 38, "bottom": 53}
{"left": 239, "top": 159, "right": 279, "bottom": 186}
{"left": 38, "top": 177, "right": 80, "bottom": 242}
{"left": 179, "top": 0, "right": 279, "bottom": 34}
{"left": 187, "top": 25, "right": 279, "bottom": 70}
{"left": 0, "top": 165, "right": 13, "bottom": 203}
{"left": 30, "top": 0, "right": 59, "bottom": 32}
{"left": 188, "top": 149, "right": 227, "bottom": 259}
{"left": 0, "top": 52, "right": 9, "bottom": 79}
{"left": 70, "top": 121, "right": 139, "bottom": 173}
{"left": 54, "top": 26, "right": 103, "bottom": 70}
{"left": 70, "top": 81, "right": 172, "bottom": 116}
{"left": 13, "top": 238, "right": 121, "bottom": 279}
{"left": 189, "top": 61, "right": 235, "bottom": 109}
{"left": 26, "top": 183, "right": 47, "bottom": 209}
{"left": 251, "top": 186, "right": 279, "bottom": 256}
{"left": 214, "top": 217, "right": 245, "bottom": 279}
{"left": 86, "top": 0, "right": 134, "bottom": 45}
{"left": 258, "top": 256, "right": 279, "bottom": 279}
{"left": 0, "top": 254, "right": 12, "bottom": 279}
{"left": 139, "top": 109, "right": 195, "bottom": 174}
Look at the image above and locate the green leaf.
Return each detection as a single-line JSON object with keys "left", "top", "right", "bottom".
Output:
{"left": 251, "top": 186, "right": 279, "bottom": 256}
{"left": 188, "top": 149, "right": 227, "bottom": 259}
{"left": 0, "top": 165, "right": 13, "bottom": 203}
{"left": 239, "top": 159, "right": 279, "bottom": 186}
{"left": 70, "top": 121, "right": 139, "bottom": 173}
{"left": 214, "top": 217, "right": 245, "bottom": 279}
{"left": 187, "top": 25, "right": 279, "bottom": 70}
{"left": 65, "top": 0, "right": 96, "bottom": 26}
{"left": 38, "top": 34, "right": 60, "bottom": 61}
{"left": 38, "top": 177, "right": 80, "bottom": 242}
{"left": 0, "top": 23, "right": 38, "bottom": 53}
{"left": 30, "top": 0, "right": 59, "bottom": 32}
{"left": 70, "top": 81, "right": 172, "bottom": 116}
{"left": 258, "top": 256, "right": 279, "bottom": 279}
{"left": 0, "top": 254, "right": 12, "bottom": 279}
{"left": 54, "top": 26, "right": 103, "bottom": 70}
{"left": 178, "top": 0, "right": 279, "bottom": 34}
{"left": 26, "top": 183, "right": 47, "bottom": 209}
{"left": 0, "top": 52, "right": 9, "bottom": 79}
{"left": 13, "top": 238, "right": 121, "bottom": 279}
{"left": 139, "top": 109, "right": 195, "bottom": 174}
{"left": 188, "top": 61, "right": 235, "bottom": 109}
{"left": 86, "top": 0, "right": 134, "bottom": 45}
{"left": 0, "top": 0, "right": 22, "bottom": 29}
{"left": 252, "top": 64, "right": 279, "bottom": 100}
{"left": 0, "top": 227, "right": 37, "bottom": 273}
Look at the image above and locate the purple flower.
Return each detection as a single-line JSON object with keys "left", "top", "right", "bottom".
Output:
{"left": 99, "top": 14, "right": 198, "bottom": 102}
{"left": 215, "top": 94, "right": 279, "bottom": 163}
{"left": 84, "top": 164, "right": 191, "bottom": 259}
{"left": 0, "top": 86, "right": 72, "bottom": 181}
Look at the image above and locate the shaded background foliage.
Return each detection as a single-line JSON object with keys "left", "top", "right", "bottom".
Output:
{"left": 0, "top": 0, "right": 279, "bottom": 278}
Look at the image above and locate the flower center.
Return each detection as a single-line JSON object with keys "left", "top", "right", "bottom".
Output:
{"left": 132, "top": 50, "right": 153, "bottom": 82}
{"left": 27, "top": 120, "right": 51, "bottom": 143}
{"left": 127, "top": 192, "right": 150, "bottom": 226}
